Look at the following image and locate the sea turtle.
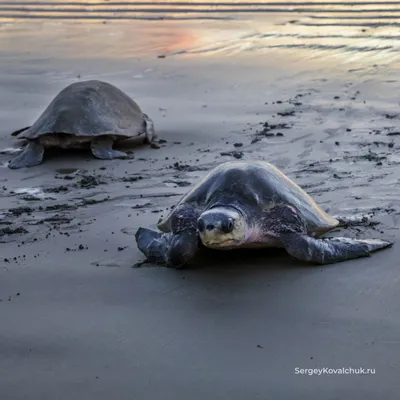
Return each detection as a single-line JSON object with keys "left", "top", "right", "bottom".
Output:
{"left": 135, "top": 160, "right": 392, "bottom": 268}
{"left": 8, "top": 80, "right": 156, "bottom": 169}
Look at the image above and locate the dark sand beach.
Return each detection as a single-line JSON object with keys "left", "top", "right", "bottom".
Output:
{"left": 1, "top": 1, "right": 400, "bottom": 399}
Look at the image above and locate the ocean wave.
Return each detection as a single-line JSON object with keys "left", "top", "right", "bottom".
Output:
{"left": 0, "top": 1, "right": 400, "bottom": 21}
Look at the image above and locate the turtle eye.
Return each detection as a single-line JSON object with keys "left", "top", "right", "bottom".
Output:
{"left": 197, "top": 219, "right": 205, "bottom": 232}
{"left": 221, "top": 218, "right": 234, "bottom": 234}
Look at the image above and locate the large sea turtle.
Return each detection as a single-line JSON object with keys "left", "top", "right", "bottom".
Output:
{"left": 135, "top": 160, "right": 392, "bottom": 267}
{"left": 8, "top": 80, "right": 156, "bottom": 169}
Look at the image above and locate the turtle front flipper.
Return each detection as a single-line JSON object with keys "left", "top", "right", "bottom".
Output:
{"left": 135, "top": 228, "right": 199, "bottom": 268}
{"left": 280, "top": 234, "right": 393, "bottom": 265}
{"left": 8, "top": 140, "right": 44, "bottom": 169}
{"left": 260, "top": 204, "right": 393, "bottom": 264}
{"left": 90, "top": 136, "right": 131, "bottom": 160}
{"left": 136, "top": 203, "right": 201, "bottom": 268}
{"left": 142, "top": 113, "right": 156, "bottom": 145}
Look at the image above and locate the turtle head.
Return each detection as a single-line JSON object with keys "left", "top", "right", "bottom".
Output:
{"left": 197, "top": 207, "right": 246, "bottom": 248}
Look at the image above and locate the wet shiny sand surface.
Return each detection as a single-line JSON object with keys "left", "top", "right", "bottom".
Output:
{"left": 1, "top": 2, "right": 400, "bottom": 399}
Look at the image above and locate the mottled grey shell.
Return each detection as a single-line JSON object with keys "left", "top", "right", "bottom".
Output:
{"left": 18, "top": 80, "right": 146, "bottom": 140}
{"left": 158, "top": 161, "right": 339, "bottom": 234}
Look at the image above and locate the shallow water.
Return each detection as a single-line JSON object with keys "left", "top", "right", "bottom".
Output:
{"left": 1, "top": 1, "right": 400, "bottom": 67}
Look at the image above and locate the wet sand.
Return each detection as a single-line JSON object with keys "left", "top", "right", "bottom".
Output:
{"left": 2, "top": 4, "right": 400, "bottom": 399}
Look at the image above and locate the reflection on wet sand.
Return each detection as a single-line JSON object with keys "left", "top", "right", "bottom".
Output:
{"left": 1, "top": 1, "right": 400, "bottom": 66}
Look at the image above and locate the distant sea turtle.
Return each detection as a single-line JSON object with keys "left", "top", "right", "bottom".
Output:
{"left": 8, "top": 80, "right": 156, "bottom": 169}
{"left": 135, "top": 160, "right": 392, "bottom": 267}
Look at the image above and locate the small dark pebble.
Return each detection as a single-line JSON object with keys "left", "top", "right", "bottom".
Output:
{"left": 46, "top": 204, "right": 77, "bottom": 212}
{"left": 0, "top": 226, "right": 28, "bottom": 236}
{"left": 220, "top": 151, "right": 243, "bottom": 159}
{"left": 8, "top": 207, "right": 33, "bottom": 216}
{"left": 359, "top": 152, "right": 386, "bottom": 162}
{"left": 165, "top": 180, "right": 191, "bottom": 187}
{"left": 44, "top": 186, "right": 69, "bottom": 194}
{"left": 81, "top": 198, "right": 109, "bottom": 206}
{"left": 277, "top": 110, "right": 295, "bottom": 117}
{"left": 79, "top": 176, "right": 100, "bottom": 188}
{"left": 21, "top": 195, "right": 41, "bottom": 201}
{"left": 171, "top": 162, "right": 205, "bottom": 172}
{"left": 121, "top": 176, "right": 143, "bottom": 183}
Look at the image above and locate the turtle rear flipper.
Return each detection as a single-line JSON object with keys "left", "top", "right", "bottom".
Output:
{"left": 11, "top": 126, "right": 30, "bottom": 137}
{"left": 8, "top": 140, "right": 44, "bottom": 169}
{"left": 281, "top": 234, "right": 393, "bottom": 265}
{"left": 90, "top": 136, "right": 131, "bottom": 160}
{"left": 135, "top": 227, "right": 198, "bottom": 268}
{"left": 333, "top": 214, "right": 375, "bottom": 227}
